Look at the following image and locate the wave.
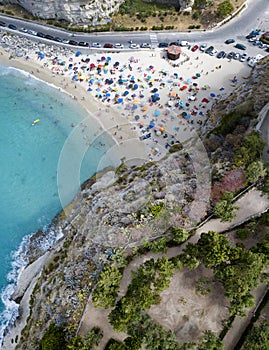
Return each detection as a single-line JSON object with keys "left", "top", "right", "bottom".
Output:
{"left": 0, "top": 225, "right": 63, "bottom": 347}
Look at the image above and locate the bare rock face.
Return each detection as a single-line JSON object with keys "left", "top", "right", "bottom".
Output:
{"left": 2, "top": 0, "right": 125, "bottom": 24}
{"left": 179, "top": 0, "right": 194, "bottom": 10}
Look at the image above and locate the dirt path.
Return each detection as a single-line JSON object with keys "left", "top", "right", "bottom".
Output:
{"left": 77, "top": 187, "right": 269, "bottom": 349}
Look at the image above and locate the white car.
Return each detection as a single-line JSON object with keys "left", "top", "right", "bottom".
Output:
{"left": 199, "top": 43, "right": 207, "bottom": 51}
{"left": 91, "top": 42, "right": 101, "bottom": 48}
{"left": 129, "top": 43, "right": 139, "bottom": 49}
{"left": 19, "top": 27, "right": 28, "bottom": 33}
{"left": 27, "top": 29, "right": 37, "bottom": 36}
{"left": 140, "top": 43, "right": 151, "bottom": 48}
{"left": 114, "top": 43, "right": 124, "bottom": 49}
{"left": 180, "top": 40, "right": 190, "bottom": 47}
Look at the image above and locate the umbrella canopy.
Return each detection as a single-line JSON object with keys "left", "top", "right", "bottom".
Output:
{"left": 134, "top": 115, "right": 140, "bottom": 120}
{"left": 149, "top": 121, "right": 155, "bottom": 128}
{"left": 75, "top": 51, "right": 82, "bottom": 56}
{"left": 169, "top": 91, "right": 177, "bottom": 97}
{"left": 154, "top": 110, "right": 161, "bottom": 116}
{"left": 38, "top": 52, "right": 45, "bottom": 59}
{"left": 123, "top": 91, "right": 129, "bottom": 96}
{"left": 133, "top": 84, "right": 139, "bottom": 90}
{"left": 196, "top": 73, "right": 201, "bottom": 77}
{"left": 210, "top": 93, "right": 216, "bottom": 97}
{"left": 132, "top": 104, "right": 138, "bottom": 110}
{"left": 117, "top": 98, "right": 123, "bottom": 103}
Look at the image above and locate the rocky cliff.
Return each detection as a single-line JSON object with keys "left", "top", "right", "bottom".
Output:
{"left": 0, "top": 0, "right": 194, "bottom": 23}
{"left": 1, "top": 0, "right": 125, "bottom": 24}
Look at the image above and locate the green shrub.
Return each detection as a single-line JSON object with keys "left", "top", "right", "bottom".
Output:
{"left": 40, "top": 323, "right": 67, "bottom": 350}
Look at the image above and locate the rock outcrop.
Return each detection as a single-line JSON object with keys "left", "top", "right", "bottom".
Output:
{"left": 1, "top": 0, "right": 125, "bottom": 24}
{"left": 1, "top": 0, "right": 195, "bottom": 23}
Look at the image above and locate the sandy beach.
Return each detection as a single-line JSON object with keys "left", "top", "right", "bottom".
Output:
{"left": 0, "top": 32, "right": 252, "bottom": 165}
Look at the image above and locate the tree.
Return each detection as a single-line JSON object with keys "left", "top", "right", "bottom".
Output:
{"left": 213, "top": 192, "right": 238, "bottom": 222}
{"left": 40, "top": 323, "right": 67, "bottom": 350}
{"left": 198, "top": 330, "right": 223, "bottom": 350}
{"left": 92, "top": 265, "right": 122, "bottom": 308}
{"left": 216, "top": 0, "right": 234, "bottom": 17}
{"left": 171, "top": 227, "right": 190, "bottom": 243}
{"left": 84, "top": 327, "right": 103, "bottom": 349}
{"left": 242, "top": 320, "right": 269, "bottom": 350}
{"left": 196, "top": 231, "right": 231, "bottom": 268}
{"left": 246, "top": 161, "right": 267, "bottom": 183}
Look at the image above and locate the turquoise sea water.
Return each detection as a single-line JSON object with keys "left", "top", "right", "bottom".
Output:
{"left": 0, "top": 64, "right": 114, "bottom": 342}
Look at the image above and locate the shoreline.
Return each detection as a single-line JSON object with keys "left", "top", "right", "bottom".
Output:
{"left": 0, "top": 30, "right": 254, "bottom": 348}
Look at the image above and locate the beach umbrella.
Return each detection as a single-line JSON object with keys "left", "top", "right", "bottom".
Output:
{"left": 182, "top": 111, "right": 187, "bottom": 117}
{"left": 129, "top": 56, "right": 135, "bottom": 62}
{"left": 202, "top": 98, "right": 209, "bottom": 103}
{"left": 106, "top": 92, "right": 111, "bottom": 97}
{"left": 75, "top": 51, "right": 82, "bottom": 56}
{"left": 117, "top": 98, "right": 123, "bottom": 103}
{"left": 196, "top": 73, "right": 201, "bottom": 77}
{"left": 107, "top": 56, "right": 111, "bottom": 61}
{"left": 114, "top": 61, "right": 120, "bottom": 66}
{"left": 142, "top": 105, "right": 148, "bottom": 111}
{"left": 87, "top": 87, "right": 93, "bottom": 91}
{"left": 156, "top": 130, "right": 162, "bottom": 136}
{"left": 154, "top": 110, "right": 161, "bottom": 117}
{"left": 186, "top": 78, "right": 192, "bottom": 84}
{"left": 133, "top": 84, "right": 139, "bottom": 90}
{"left": 130, "top": 76, "right": 135, "bottom": 82}
{"left": 135, "top": 115, "right": 140, "bottom": 121}
{"left": 149, "top": 121, "right": 155, "bottom": 128}
{"left": 168, "top": 78, "right": 173, "bottom": 83}
{"left": 123, "top": 91, "right": 129, "bottom": 96}
{"left": 169, "top": 91, "right": 177, "bottom": 97}
{"left": 167, "top": 100, "right": 173, "bottom": 107}
{"left": 132, "top": 104, "right": 138, "bottom": 110}
{"left": 132, "top": 99, "right": 139, "bottom": 104}
{"left": 38, "top": 52, "right": 45, "bottom": 59}
{"left": 152, "top": 88, "right": 158, "bottom": 93}
{"left": 193, "top": 82, "right": 198, "bottom": 86}
{"left": 182, "top": 85, "right": 188, "bottom": 90}
{"left": 210, "top": 93, "right": 216, "bottom": 97}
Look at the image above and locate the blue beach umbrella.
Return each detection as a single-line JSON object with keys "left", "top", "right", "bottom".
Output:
{"left": 117, "top": 98, "right": 123, "bottom": 103}
{"left": 87, "top": 87, "right": 93, "bottom": 91}
{"left": 123, "top": 91, "right": 129, "bottom": 96}
{"left": 210, "top": 93, "right": 216, "bottom": 97}
{"left": 106, "top": 92, "right": 111, "bottom": 97}
{"left": 133, "top": 84, "right": 139, "bottom": 90}
{"left": 132, "top": 104, "right": 138, "bottom": 110}
{"left": 154, "top": 110, "right": 161, "bottom": 116}
{"left": 38, "top": 52, "right": 45, "bottom": 59}
{"left": 75, "top": 51, "right": 82, "bottom": 56}
{"left": 149, "top": 121, "right": 155, "bottom": 128}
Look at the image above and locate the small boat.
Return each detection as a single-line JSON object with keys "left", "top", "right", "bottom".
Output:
{"left": 32, "top": 119, "right": 40, "bottom": 126}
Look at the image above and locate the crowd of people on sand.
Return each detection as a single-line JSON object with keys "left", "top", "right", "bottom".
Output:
{"left": 0, "top": 30, "right": 248, "bottom": 159}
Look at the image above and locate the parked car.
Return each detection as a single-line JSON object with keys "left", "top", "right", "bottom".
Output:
{"left": 180, "top": 40, "right": 189, "bottom": 47}
{"left": 240, "top": 53, "right": 248, "bottom": 62}
{"left": 104, "top": 43, "right": 113, "bottom": 48}
{"left": 139, "top": 133, "right": 151, "bottom": 141}
{"left": 69, "top": 40, "right": 78, "bottom": 46}
{"left": 233, "top": 52, "right": 240, "bottom": 60}
{"left": 129, "top": 43, "right": 139, "bottom": 49}
{"left": 169, "top": 41, "right": 180, "bottom": 46}
{"left": 158, "top": 42, "right": 169, "bottom": 48}
{"left": 205, "top": 46, "right": 214, "bottom": 54}
{"left": 114, "top": 43, "right": 124, "bottom": 49}
{"left": 78, "top": 41, "right": 88, "bottom": 47}
{"left": 8, "top": 24, "right": 17, "bottom": 30}
{"left": 191, "top": 44, "right": 199, "bottom": 52}
{"left": 18, "top": 27, "right": 28, "bottom": 33}
{"left": 53, "top": 37, "right": 63, "bottom": 42}
{"left": 27, "top": 29, "right": 37, "bottom": 36}
{"left": 246, "top": 33, "right": 256, "bottom": 39}
{"left": 235, "top": 43, "right": 246, "bottom": 50}
{"left": 253, "top": 40, "right": 261, "bottom": 46}
{"left": 91, "top": 42, "right": 101, "bottom": 48}
{"left": 227, "top": 51, "right": 234, "bottom": 59}
{"left": 140, "top": 43, "right": 151, "bottom": 48}
{"left": 45, "top": 34, "right": 54, "bottom": 40}
{"left": 37, "top": 32, "right": 45, "bottom": 38}
{"left": 210, "top": 49, "right": 218, "bottom": 56}
{"left": 0, "top": 21, "right": 6, "bottom": 27}
{"left": 199, "top": 43, "right": 207, "bottom": 51}
{"left": 217, "top": 51, "right": 226, "bottom": 59}
{"left": 225, "top": 38, "right": 235, "bottom": 44}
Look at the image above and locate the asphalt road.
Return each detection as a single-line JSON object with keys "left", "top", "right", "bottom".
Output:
{"left": 0, "top": 0, "right": 268, "bottom": 55}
